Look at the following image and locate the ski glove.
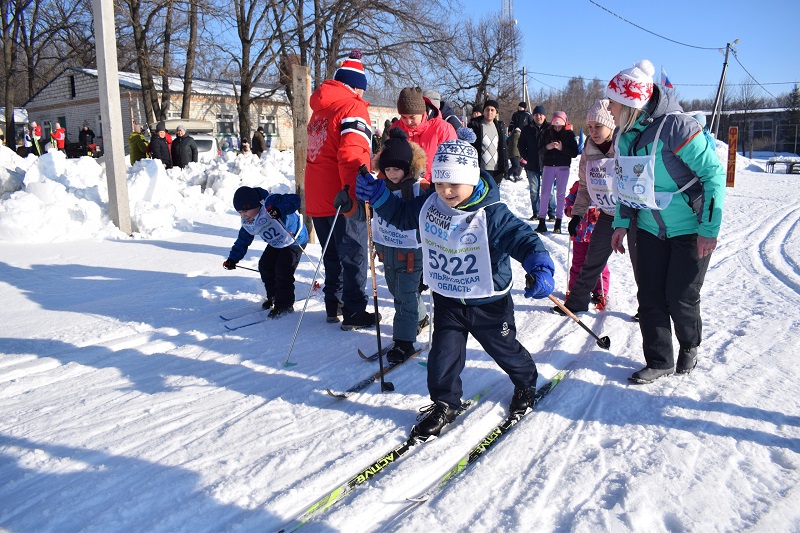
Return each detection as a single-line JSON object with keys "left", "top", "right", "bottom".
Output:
{"left": 568, "top": 216, "right": 581, "bottom": 237}
{"left": 333, "top": 187, "right": 353, "bottom": 213}
{"left": 223, "top": 259, "right": 237, "bottom": 270}
{"left": 522, "top": 253, "right": 555, "bottom": 299}
{"left": 356, "top": 171, "right": 388, "bottom": 206}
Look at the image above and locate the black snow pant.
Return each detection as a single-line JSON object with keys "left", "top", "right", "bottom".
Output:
{"left": 312, "top": 215, "right": 368, "bottom": 315}
{"left": 635, "top": 229, "right": 711, "bottom": 369}
{"left": 258, "top": 244, "right": 303, "bottom": 308}
{"left": 428, "top": 292, "right": 537, "bottom": 408}
{"left": 567, "top": 212, "right": 639, "bottom": 312}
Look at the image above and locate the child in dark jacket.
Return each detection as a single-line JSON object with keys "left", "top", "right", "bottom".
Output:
{"left": 355, "top": 128, "right": 555, "bottom": 440}
{"left": 372, "top": 128, "right": 430, "bottom": 363}
{"left": 223, "top": 186, "right": 309, "bottom": 319}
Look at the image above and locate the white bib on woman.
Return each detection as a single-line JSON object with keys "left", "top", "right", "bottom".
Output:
{"left": 585, "top": 157, "right": 616, "bottom": 210}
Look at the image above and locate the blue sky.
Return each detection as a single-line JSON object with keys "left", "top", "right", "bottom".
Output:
{"left": 460, "top": 0, "right": 799, "bottom": 104}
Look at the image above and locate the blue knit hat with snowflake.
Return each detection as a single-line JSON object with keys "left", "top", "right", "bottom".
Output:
{"left": 431, "top": 127, "right": 480, "bottom": 186}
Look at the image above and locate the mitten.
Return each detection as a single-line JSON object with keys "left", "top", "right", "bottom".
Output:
{"left": 568, "top": 216, "right": 581, "bottom": 237}
{"left": 223, "top": 259, "right": 237, "bottom": 270}
{"left": 266, "top": 205, "right": 281, "bottom": 219}
{"left": 356, "top": 171, "right": 387, "bottom": 205}
{"left": 333, "top": 188, "right": 353, "bottom": 213}
{"left": 522, "top": 253, "right": 555, "bottom": 299}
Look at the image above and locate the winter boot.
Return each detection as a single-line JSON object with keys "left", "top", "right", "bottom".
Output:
{"left": 552, "top": 218, "right": 562, "bottom": 234}
{"left": 261, "top": 297, "right": 274, "bottom": 310}
{"left": 417, "top": 314, "right": 431, "bottom": 335}
{"left": 386, "top": 340, "right": 416, "bottom": 364}
{"left": 325, "top": 300, "right": 343, "bottom": 323}
{"left": 268, "top": 305, "right": 294, "bottom": 319}
{"left": 410, "top": 401, "right": 458, "bottom": 441}
{"left": 341, "top": 309, "right": 380, "bottom": 331}
{"left": 676, "top": 346, "right": 698, "bottom": 374}
{"left": 535, "top": 218, "right": 547, "bottom": 233}
{"left": 592, "top": 292, "right": 608, "bottom": 310}
{"left": 509, "top": 386, "right": 535, "bottom": 414}
{"left": 628, "top": 366, "right": 674, "bottom": 384}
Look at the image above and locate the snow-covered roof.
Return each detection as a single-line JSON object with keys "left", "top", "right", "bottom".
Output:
{"left": 0, "top": 107, "right": 30, "bottom": 123}
{"left": 76, "top": 68, "right": 287, "bottom": 103}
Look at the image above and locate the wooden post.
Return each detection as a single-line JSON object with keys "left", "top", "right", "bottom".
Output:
{"left": 292, "top": 65, "right": 313, "bottom": 242}
{"left": 726, "top": 126, "right": 738, "bottom": 188}
{"left": 92, "top": 0, "right": 131, "bottom": 235}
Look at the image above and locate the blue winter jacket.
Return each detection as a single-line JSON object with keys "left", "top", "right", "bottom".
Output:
{"left": 227, "top": 189, "right": 308, "bottom": 263}
{"left": 370, "top": 171, "right": 553, "bottom": 305}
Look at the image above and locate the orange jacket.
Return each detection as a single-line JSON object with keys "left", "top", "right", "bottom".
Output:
{"left": 305, "top": 80, "right": 372, "bottom": 217}
{"left": 393, "top": 113, "right": 456, "bottom": 182}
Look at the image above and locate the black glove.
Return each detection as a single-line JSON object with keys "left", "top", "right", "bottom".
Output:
{"left": 266, "top": 205, "right": 281, "bottom": 219}
{"left": 568, "top": 216, "right": 581, "bottom": 237}
{"left": 333, "top": 187, "right": 353, "bottom": 213}
{"left": 223, "top": 259, "right": 237, "bottom": 270}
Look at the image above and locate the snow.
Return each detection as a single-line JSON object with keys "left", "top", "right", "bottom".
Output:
{"left": 1, "top": 142, "right": 799, "bottom": 532}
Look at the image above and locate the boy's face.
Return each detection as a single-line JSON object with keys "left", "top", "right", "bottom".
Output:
{"left": 238, "top": 207, "right": 260, "bottom": 222}
{"left": 434, "top": 182, "right": 474, "bottom": 208}
{"left": 384, "top": 166, "right": 406, "bottom": 184}
{"left": 400, "top": 114, "right": 424, "bottom": 129}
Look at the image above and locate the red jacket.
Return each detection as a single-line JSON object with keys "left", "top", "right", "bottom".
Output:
{"left": 51, "top": 127, "right": 66, "bottom": 149}
{"left": 394, "top": 113, "right": 456, "bottom": 182}
{"left": 305, "top": 80, "right": 372, "bottom": 217}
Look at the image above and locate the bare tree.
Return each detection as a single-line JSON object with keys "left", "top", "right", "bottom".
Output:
{"left": 731, "top": 77, "right": 768, "bottom": 156}
{"left": 2, "top": 0, "right": 33, "bottom": 145}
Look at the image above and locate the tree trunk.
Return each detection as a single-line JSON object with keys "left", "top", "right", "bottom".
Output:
{"left": 181, "top": 0, "right": 198, "bottom": 118}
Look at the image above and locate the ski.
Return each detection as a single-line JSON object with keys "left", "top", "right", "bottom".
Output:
{"left": 359, "top": 321, "right": 431, "bottom": 361}
{"left": 276, "top": 387, "right": 489, "bottom": 533}
{"left": 220, "top": 308, "right": 263, "bottom": 321}
{"left": 223, "top": 313, "right": 267, "bottom": 331}
{"left": 404, "top": 368, "right": 570, "bottom": 506}
{"left": 327, "top": 344, "right": 429, "bottom": 399}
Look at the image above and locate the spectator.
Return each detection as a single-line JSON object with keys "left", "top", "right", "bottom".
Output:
{"left": 607, "top": 59, "right": 726, "bottom": 383}
{"left": 252, "top": 126, "right": 267, "bottom": 157}
{"left": 78, "top": 124, "right": 95, "bottom": 149}
{"left": 535, "top": 111, "right": 579, "bottom": 233}
{"left": 128, "top": 125, "right": 149, "bottom": 164}
{"left": 240, "top": 138, "right": 251, "bottom": 154}
{"left": 149, "top": 121, "right": 172, "bottom": 168}
{"left": 394, "top": 87, "right": 456, "bottom": 183}
{"left": 170, "top": 125, "right": 198, "bottom": 168}
{"left": 471, "top": 106, "right": 482, "bottom": 120}
{"left": 509, "top": 101, "right": 532, "bottom": 131}
{"left": 507, "top": 126, "right": 523, "bottom": 182}
{"left": 468, "top": 99, "right": 508, "bottom": 185}
{"left": 305, "top": 49, "right": 375, "bottom": 330}
{"left": 51, "top": 122, "right": 66, "bottom": 151}
{"left": 30, "top": 121, "right": 43, "bottom": 155}
{"left": 518, "top": 105, "right": 556, "bottom": 220}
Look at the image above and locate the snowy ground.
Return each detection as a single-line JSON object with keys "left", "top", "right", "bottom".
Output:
{"left": 1, "top": 145, "right": 799, "bottom": 532}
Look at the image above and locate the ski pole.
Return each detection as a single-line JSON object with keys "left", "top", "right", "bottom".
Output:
{"left": 282, "top": 199, "right": 344, "bottom": 367}
{"left": 565, "top": 238, "right": 572, "bottom": 297}
{"left": 232, "top": 264, "right": 259, "bottom": 273}
{"left": 549, "top": 294, "right": 611, "bottom": 350}
{"left": 362, "top": 164, "right": 394, "bottom": 392}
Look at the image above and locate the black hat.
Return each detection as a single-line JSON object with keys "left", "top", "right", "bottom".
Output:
{"left": 483, "top": 99, "right": 500, "bottom": 111}
{"left": 156, "top": 121, "right": 166, "bottom": 132}
{"left": 378, "top": 128, "right": 413, "bottom": 174}
{"left": 532, "top": 105, "right": 546, "bottom": 115}
{"left": 518, "top": 102, "right": 527, "bottom": 109}
{"left": 257, "top": 126, "right": 264, "bottom": 132}
{"left": 233, "top": 186, "right": 261, "bottom": 211}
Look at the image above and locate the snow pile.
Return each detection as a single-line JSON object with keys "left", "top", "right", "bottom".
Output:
{"left": 0, "top": 146, "right": 295, "bottom": 243}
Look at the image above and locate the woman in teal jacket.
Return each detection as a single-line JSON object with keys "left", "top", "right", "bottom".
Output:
{"left": 607, "top": 60, "right": 725, "bottom": 384}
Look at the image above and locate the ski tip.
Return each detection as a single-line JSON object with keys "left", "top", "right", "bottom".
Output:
{"left": 326, "top": 388, "right": 347, "bottom": 399}
{"left": 283, "top": 361, "right": 298, "bottom": 368}
{"left": 358, "top": 349, "right": 378, "bottom": 361}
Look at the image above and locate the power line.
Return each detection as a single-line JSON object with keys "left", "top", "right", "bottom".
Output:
{"left": 588, "top": 0, "right": 718, "bottom": 50}
{"left": 524, "top": 69, "right": 796, "bottom": 89}
{"left": 730, "top": 49, "right": 780, "bottom": 103}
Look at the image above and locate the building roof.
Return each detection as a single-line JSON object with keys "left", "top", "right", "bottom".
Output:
{"left": 74, "top": 68, "right": 288, "bottom": 102}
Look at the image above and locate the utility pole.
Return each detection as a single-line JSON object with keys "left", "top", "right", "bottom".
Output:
{"left": 709, "top": 39, "right": 739, "bottom": 138}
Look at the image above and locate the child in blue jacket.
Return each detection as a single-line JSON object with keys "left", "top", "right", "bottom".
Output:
{"left": 355, "top": 128, "right": 555, "bottom": 439}
{"left": 223, "top": 186, "right": 309, "bottom": 319}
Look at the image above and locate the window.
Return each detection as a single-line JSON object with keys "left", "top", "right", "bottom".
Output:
{"left": 752, "top": 118, "right": 773, "bottom": 141}
{"left": 217, "top": 113, "right": 235, "bottom": 135}
{"left": 260, "top": 115, "right": 277, "bottom": 136}
{"left": 69, "top": 76, "right": 76, "bottom": 98}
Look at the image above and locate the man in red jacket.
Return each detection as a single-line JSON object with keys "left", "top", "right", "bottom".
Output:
{"left": 305, "top": 49, "right": 375, "bottom": 330}
{"left": 51, "top": 122, "right": 66, "bottom": 151}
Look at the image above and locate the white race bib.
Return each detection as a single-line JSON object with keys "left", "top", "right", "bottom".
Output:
{"left": 241, "top": 204, "right": 301, "bottom": 248}
{"left": 585, "top": 157, "right": 616, "bottom": 211}
{"left": 371, "top": 186, "right": 422, "bottom": 249}
{"left": 419, "top": 194, "right": 494, "bottom": 299}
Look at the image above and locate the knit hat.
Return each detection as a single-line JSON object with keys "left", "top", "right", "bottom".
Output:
{"left": 606, "top": 59, "right": 656, "bottom": 109}
{"left": 483, "top": 99, "right": 500, "bottom": 111}
{"left": 586, "top": 99, "right": 615, "bottom": 130}
{"left": 232, "top": 186, "right": 262, "bottom": 211}
{"left": 532, "top": 105, "right": 546, "bottom": 116}
{"left": 176, "top": 124, "right": 186, "bottom": 133}
{"left": 431, "top": 127, "right": 480, "bottom": 186}
{"left": 551, "top": 111, "right": 568, "bottom": 126}
{"left": 334, "top": 50, "right": 368, "bottom": 91}
{"left": 423, "top": 89, "right": 441, "bottom": 109}
{"left": 518, "top": 102, "right": 527, "bottom": 109}
{"left": 397, "top": 87, "right": 426, "bottom": 115}
{"left": 156, "top": 121, "right": 166, "bottom": 132}
{"left": 378, "top": 127, "right": 413, "bottom": 174}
